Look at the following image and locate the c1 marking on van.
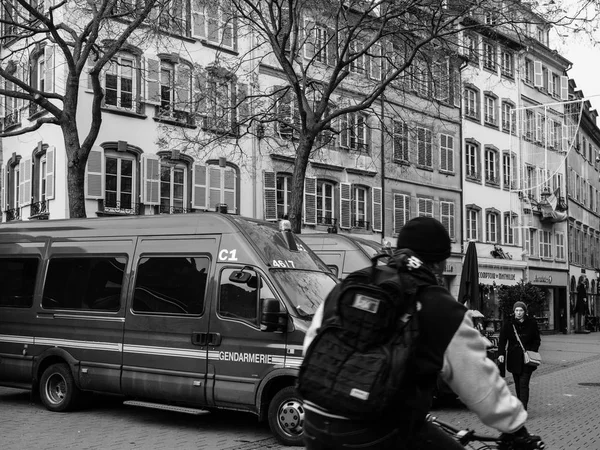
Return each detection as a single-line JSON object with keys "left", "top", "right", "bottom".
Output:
{"left": 271, "top": 259, "right": 295, "bottom": 269}
{"left": 218, "top": 351, "right": 273, "bottom": 364}
{"left": 218, "top": 249, "right": 238, "bottom": 261}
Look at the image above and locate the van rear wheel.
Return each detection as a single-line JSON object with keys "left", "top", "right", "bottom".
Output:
{"left": 39, "top": 363, "right": 81, "bottom": 412}
{"left": 267, "top": 386, "right": 305, "bottom": 447}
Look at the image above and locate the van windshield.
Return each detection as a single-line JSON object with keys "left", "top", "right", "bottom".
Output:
{"left": 270, "top": 269, "right": 337, "bottom": 317}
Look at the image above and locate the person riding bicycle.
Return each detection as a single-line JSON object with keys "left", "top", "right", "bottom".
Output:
{"left": 302, "top": 217, "right": 543, "bottom": 449}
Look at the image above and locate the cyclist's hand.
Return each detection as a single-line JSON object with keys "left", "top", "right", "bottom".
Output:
{"left": 498, "top": 355, "right": 505, "bottom": 363}
{"left": 499, "top": 427, "right": 545, "bottom": 449}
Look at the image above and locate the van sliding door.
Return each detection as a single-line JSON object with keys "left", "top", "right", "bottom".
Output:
{"left": 122, "top": 236, "right": 217, "bottom": 406}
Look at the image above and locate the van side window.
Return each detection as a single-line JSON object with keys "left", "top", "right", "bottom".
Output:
{"left": 218, "top": 268, "right": 262, "bottom": 325}
{"left": 0, "top": 258, "right": 39, "bottom": 308}
{"left": 42, "top": 257, "right": 126, "bottom": 311}
{"left": 132, "top": 257, "right": 208, "bottom": 315}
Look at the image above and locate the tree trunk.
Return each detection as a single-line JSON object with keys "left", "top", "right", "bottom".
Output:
{"left": 289, "top": 136, "right": 313, "bottom": 234}
{"left": 62, "top": 124, "right": 87, "bottom": 218}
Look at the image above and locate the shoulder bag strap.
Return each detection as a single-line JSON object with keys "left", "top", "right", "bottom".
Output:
{"left": 512, "top": 324, "right": 526, "bottom": 352}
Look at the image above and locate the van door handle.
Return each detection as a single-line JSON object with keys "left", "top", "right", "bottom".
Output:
{"left": 191, "top": 332, "right": 207, "bottom": 346}
{"left": 207, "top": 333, "right": 222, "bottom": 346}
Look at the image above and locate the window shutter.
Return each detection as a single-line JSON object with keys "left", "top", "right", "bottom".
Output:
{"left": 393, "top": 194, "right": 409, "bottom": 233}
{"left": 372, "top": 187, "right": 382, "bottom": 232}
{"left": 45, "top": 44, "right": 54, "bottom": 93}
{"left": 303, "top": 177, "right": 317, "bottom": 225}
{"left": 562, "top": 123, "right": 569, "bottom": 152}
{"left": 194, "top": 68, "right": 207, "bottom": 115}
{"left": 236, "top": 83, "right": 249, "bottom": 129}
{"left": 144, "top": 57, "right": 161, "bottom": 105}
{"left": 303, "top": 19, "right": 315, "bottom": 59}
{"left": 369, "top": 44, "right": 382, "bottom": 80}
{"left": 142, "top": 153, "right": 160, "bottom": 205}
{"left": 340, "top": 114, "right": 349, "bottom": 148}
{"left": 206, "top": 4, "right": 219, "bottom": 42}
{"left": 21, "top": 158, "right": 32, "bottom": 207}
{"left": 46, "top": 145, "right": 55, "bottom": 200}
{"left": 85, "top": 146, "right": 105, "bottom": 199}
{"left": 191, "top": 0, "right": 206, "bottom": 39}
{"left": 441, "top": 201, "right": 455, "bottom": 239}
{"left": 208, "top": 165, "right": 222, "bottom": 209}
{"left": 0, "top": 78, "right": 5, "bottom": 119}
{"left": 560, "top": 75, "right": 569, "bottom": 101}
{"left": 0, "top": 163, "right": 3, "bottom": 213}
{"left": 263, "top": 171, "right": 277, "bottom": 221}
{"left": 533, "top": 61, "right": 543, "bottom": 87}
{"left": 340, "top": 182, "right": 351, "bottom": 229}
{"left": 86, "top": 54, "right": 95, "bottom": 91}
{"left": 223, "top": 167, "right": 236, "bottom": 213}
{"left": 175, "top": 64, "right": 191, "bottom": 112}
{"left": 191, "top": 163, "right": 207, "bottom": 209}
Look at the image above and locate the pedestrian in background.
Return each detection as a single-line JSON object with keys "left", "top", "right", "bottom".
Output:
{"left": 498, "top": 301, "right": 541, "bottom": 411}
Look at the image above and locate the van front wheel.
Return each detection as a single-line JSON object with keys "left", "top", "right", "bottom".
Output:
{"left": 39, "top": 363, "right": 81, "bottom": 412}
{"left": 267, "top": 386, "right": 305, "bottom": 447}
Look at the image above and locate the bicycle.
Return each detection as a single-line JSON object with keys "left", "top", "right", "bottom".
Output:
{"left": 426, "top": 414, "right": 545, "bottom": 450}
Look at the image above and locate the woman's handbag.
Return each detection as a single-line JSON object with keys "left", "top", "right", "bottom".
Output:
{"left": 513, "top": 324, "right": 542, "bottom": 367}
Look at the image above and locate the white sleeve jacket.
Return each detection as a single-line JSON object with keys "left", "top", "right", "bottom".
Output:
{"left": 303, "top": 284, "right": 527, "bottom": 434}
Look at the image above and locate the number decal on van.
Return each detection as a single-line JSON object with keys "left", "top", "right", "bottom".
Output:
{"left": 272, "top": 259, "right": 296, "bottom": 268}
{"left": 218, "top": 249, "right": 239, "bottom": 261}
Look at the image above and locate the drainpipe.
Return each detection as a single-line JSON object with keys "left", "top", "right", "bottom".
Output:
{"left": 380, "top": 93, "right": 385, "bottom": 244}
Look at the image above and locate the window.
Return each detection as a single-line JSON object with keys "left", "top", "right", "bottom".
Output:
{"left": 207, "top": 164, "right": 237, "bottom": 213}
{"left": 526, "top": 229, "right": 537, "bottom": 257}
{"left": 440, "top": 201, "right": 455, "bottom": 239}
{"left": 482, "top": 42, "right": 496, "bottom": 71}
{"left": 503, "top": 212, "right": 515, "bottom": 245}
{"left": 502, "top": 152, "right": 515, "bottom": 190}
{"left": 0, "top": 258, "right": 39, "bottom": 308}
{"left": 413, "top": 58, "right": 432, "bottom": 97}
{"left": 105, "top": 153, "right": 136, "bottom": 212}
{"left": 464, "top": 88, "right": 479, "bottom": 120}
{"left": 276, "top": 174, "right": 292, "bottom": 219}
{"left": 418, "top": 197, "right": 433, "bottom": 217}
{"left": 486, "top": 211, "right": 499, "bottom": 243}
{"left": 484, "top": 94, "right": 497, "bottom": 125}
{"left": 160, "top": 164, "right": 186, "bottom": 214}
{"left": 484, "top": 147, "right": 499, "bottom": 184}
{"left": 158, "top": 0, "right": 188, "bottom": 35}
{"left": 551, "top": 73, "right": 560, "bottom": 97}
{"left": 465, "top": 142, "right": 480, "bottom": 180}
{"left": 276, "top": 88, "right": 299, "bottom": 139}
{"left": 353, "top": 186, "right": 368, "bottom": 228}
{"left": 303, "top": 21, "right": 333, "bottom": 64}
{"left": 105, "top": 55, "right": 135, "bottom": 110}
{"left": 440, "top": 134, "right": 454, "bottom": 172}
{"left": 524, "top": 109, "right": 534, "bottom": 140}
{"left": 393, "top": 193, "right": 410, "bottom": 233}
{"left": 132, "top": 256, "right": 208, "bottom": 315}
{"left": 393, "top": 120, "right": 409, "bottom": 162}
{"left": 349, "top": 40, "right": 366, "bottom": 74}
{"left": 219, "top": 268, "right": 276, "bottom": 326}
{"left": 501, "top": 101, "right": 515, "bottom": 133}
{"left": 340, "top": 112, "right": 369, "bottom": 152}
{"left": 540, "top": 230, "right": 552, "bottom": 258}
{"left": 39, "top": 155, "right": 47, "bottom": 202}
{"left": 500, "top": 50, "right": 514, "bottom": 78}
{"left": 466, "top": 208, "right": 479, "bottom": 241}
{"left": 192, "top": 3, "right": 236, "bottom": 49}
{"left": 6, "top": 159, "right": 21, "bottom": 212}
{"left": 524, "top": 59, "right": 534, "bottom": 84}
{"left": 316, "top": 180, "right": 335, "bottom": 224}
{"left": 160, "top": 61, "right": 175, "bottom": 112}
{"left": 464, "top": 33, "right": 479, "bottom": 63}
{"left": 42, "top": 257, "right": 127, "bottom": 311}
{"left": 32, "top": 144, "right": 55, "bottom": 211}
{"left": 416, "top": 127, "right": 432, "bottom": 167}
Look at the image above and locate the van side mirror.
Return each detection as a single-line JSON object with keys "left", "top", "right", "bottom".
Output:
{"left": 260, "top": 298, "right": 288, "bottom": 332}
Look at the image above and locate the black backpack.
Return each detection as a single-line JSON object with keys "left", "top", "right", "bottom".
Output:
{"left": 297, "top": 251, "right": 431, "bottom": 420}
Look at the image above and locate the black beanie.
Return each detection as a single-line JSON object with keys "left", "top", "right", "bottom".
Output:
{"left": 396, "top": 217, "right": 451, "bottom": 263}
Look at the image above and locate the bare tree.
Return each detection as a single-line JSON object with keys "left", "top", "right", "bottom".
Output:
{"left": 0, "top": 0, "right": 170, "bottom": 218}
{"left": 161, "top": 0, "right": 594, "bottom": 233}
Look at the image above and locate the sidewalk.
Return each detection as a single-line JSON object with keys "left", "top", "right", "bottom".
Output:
{"left": 433, "top": 331, "right": 600, "bottom": 450}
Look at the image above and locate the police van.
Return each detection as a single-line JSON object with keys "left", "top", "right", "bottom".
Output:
{"left": 0, "top": 213, "right": 337, "bottom": 446}
{"left": 299, "top": 233, "right": 390, "bottom": 279}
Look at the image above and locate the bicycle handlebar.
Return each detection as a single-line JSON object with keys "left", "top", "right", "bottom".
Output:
{"left": 426, "top": 415, "right": 545, "bottom": 450}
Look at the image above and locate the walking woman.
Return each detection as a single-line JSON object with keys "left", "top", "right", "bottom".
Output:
{"left": 498, "top": 301, "right": 541, "bottom": 410}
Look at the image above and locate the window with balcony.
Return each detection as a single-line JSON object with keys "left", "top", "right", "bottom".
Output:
{"left": 464, "top": 87, "right": 479, "bottom": 120}
{"left": 5, "top": 157, "right": 22, "bottom": 221}
{"left": 159, "top": 163, "right": 187, "bottom": 214}
{"left": 465, "top": 142, "right": 480, "bottom": 181}
{"left": 484, "top": 147, "right": 499, "bottom": 185}
{"left": 440, "top": 134, "right": 454, "bottom": 172}
{"left": 317, "top": 179, "right": 335, "bottom": 226}
{"left": 145, "top": 57, "right": 192, "bottom": 125}
{"left": 340, "top": 112, "right": 369, "bottom": 152}
{"left": 352, "top": 186, "right": 368, "bottom": 229}
{"left": 393, "top": 120, "right": 409, "bottom": 163}
{"left": 105, "top": 153, "right": 136, "bottom": 213}
{"left": 416, "top": 126, "right": 432, "bottom": 168}
{"left": 31, "top": 144, "right": 55, "bottom": 218}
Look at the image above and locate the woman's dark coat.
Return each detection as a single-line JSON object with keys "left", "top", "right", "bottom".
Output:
{"left": 498, "top": 315, "right": 541, "bottom": 375}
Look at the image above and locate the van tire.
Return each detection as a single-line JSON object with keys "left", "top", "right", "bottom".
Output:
{"left": 267, "top": 386, "right": 305, "bottom": 447}
{"left": 39, "top": 363, "right": 81, "bottom": 412}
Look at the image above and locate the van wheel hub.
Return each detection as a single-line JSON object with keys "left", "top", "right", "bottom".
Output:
{"left": 278, "top": 400, "right": 304, "bottom": 435}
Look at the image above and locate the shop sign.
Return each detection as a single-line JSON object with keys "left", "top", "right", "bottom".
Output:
{"left": 478, "top": 267, "right": 522, "bottom": 285}
{"left": 443, "top": 263, "right": 460, "bottom": 275}
{"left": 529, "top": 269, "right": 568, "bottom": 286}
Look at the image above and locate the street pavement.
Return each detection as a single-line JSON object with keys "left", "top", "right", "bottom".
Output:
{"left": 2, "top": 332, "right": 600, "bottom": 449}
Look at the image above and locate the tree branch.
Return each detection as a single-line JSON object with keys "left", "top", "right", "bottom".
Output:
{"left": 0, "top": 116, "right": 59, "bottom": 138}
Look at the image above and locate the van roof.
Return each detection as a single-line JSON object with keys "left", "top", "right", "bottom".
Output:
{"left": 0, "top": 213, "right": 270, "bottom": 238}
